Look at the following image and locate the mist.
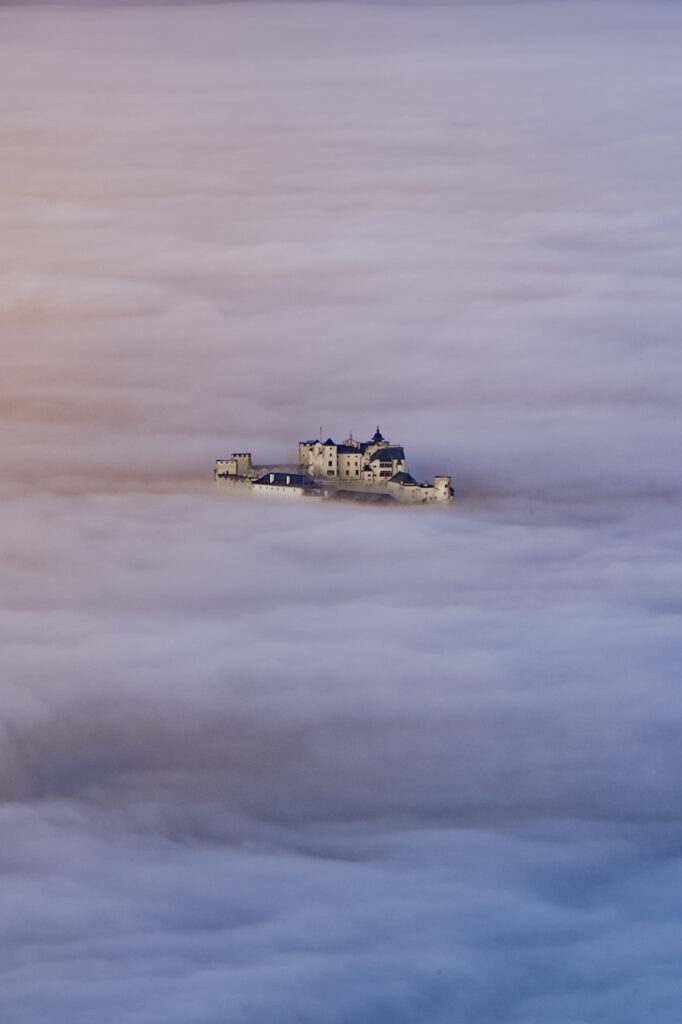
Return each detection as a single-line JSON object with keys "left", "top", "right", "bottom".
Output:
{"left": 1, "top": 1, "right": 681, "bottom": 1021}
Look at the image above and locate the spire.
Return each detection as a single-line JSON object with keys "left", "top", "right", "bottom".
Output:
{"left": 372, "top": 425, "right": 384, "bottom": 443}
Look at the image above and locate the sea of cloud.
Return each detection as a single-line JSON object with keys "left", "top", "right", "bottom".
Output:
{"left": 1, "top": 1, "right": 681, "bottom": 1021}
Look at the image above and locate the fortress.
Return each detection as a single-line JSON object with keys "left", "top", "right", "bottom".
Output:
{"left": 215, "top": 427, "right": 453, "bottom": 504}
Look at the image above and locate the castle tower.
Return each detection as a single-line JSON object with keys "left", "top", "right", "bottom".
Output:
{"left": 433, "top": 476, "right": 453, "bottom": 503}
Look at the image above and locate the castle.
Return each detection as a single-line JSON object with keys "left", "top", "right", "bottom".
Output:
{"left": 215, "top": 427, "right": 453, "bottom": 504}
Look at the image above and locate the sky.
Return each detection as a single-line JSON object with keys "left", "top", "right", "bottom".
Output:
{"left": 1, "top": 1, "right": 682, "bottom": 1022}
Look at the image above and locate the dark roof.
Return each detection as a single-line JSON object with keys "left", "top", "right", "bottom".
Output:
{"left": 323, "top": 438, "right": 335, "bottom": 446}
{"left": 372, "top": 426, "right": 384, "bottom": 443}
{"left": 369, "top": 446, "right": 405, "bottom": 462}
{"left": 337, "top": 444, "right": 360, "bottom": 454}
{"left": 254, "top": 472, "right": 318, "bottom": 488}
{"left": 390, "top": 471, "right": 417, "bottom": 485}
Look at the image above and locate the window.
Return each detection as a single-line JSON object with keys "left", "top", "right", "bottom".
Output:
{"left": 327, "top": 470, "right": 334, "bottom": 476}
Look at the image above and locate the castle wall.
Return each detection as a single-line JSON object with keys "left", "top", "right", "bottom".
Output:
{"left": 252, "top": 483, "right": 319, "bottom": 499}
{"left": 220, "top": 434, "right": 453, "bottom": 504}
{"left": 388, "top": 483, "right": 436, "bottom": 503}
{"left": 215, "top": 473, "right": 322, "bottom": 500}
{"left": 214, "top": 473, "right": 253, "bottom": 493}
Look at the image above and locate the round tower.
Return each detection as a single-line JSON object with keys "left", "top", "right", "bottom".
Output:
{"left": 433, "top": 476, "right": 453, "bottom": 502}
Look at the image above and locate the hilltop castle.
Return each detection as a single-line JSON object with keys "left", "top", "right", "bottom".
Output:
{"left": 215, "top": 427, "right": 453, "bottom": 504}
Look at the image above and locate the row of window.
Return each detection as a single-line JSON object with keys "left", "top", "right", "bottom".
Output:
{"left": 324, "top": 458, "right": 399, "bottom": 477}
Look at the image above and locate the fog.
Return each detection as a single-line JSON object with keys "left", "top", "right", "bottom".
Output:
{"left": 1, "top": 1, "right": 681, "bottom": 1021}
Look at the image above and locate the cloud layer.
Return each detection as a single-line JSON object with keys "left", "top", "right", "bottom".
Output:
{"left": 1, "top": 2, "right": 681, "bottom": 1021}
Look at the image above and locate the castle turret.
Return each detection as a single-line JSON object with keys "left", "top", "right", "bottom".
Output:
{"left": 433, "top": 476, "right": 453, "bottom": 503}
{"left": 231, "top": 452, "right": 252, "bottom": 475}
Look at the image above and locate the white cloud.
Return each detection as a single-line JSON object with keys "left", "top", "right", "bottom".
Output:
{"left": 1, "top": 2, "right": 681, "bottom": 1021}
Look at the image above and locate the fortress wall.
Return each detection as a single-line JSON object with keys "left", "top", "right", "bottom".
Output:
{"left": 215, "top": 474, "right": 253, "bottom": 493}
{"left": 251, "top": 484, "right": 319, "bottom": 499}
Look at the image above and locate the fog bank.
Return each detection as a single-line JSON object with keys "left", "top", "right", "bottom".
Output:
{"left": 1, "top": 2, "right": 681, "bottom": 1021}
